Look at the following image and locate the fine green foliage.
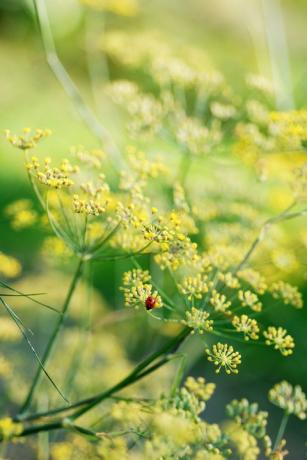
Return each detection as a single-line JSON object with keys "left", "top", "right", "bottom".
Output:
{"left": 0, "top": 0, "right": 307, "bottom": 459}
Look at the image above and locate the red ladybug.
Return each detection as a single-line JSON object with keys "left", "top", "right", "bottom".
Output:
{"left": 145, "top": 296, "right": 157, "bottom": 310}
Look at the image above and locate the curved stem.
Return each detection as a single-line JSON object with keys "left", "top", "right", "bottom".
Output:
{"left": 19, "top": 257, "right": 84, "bottom": 414}
{"left": 235, "top": 201, "right": 306, "bottom": 271}
{"left": 32, "top": 0, "right": 124, "bottom": 168}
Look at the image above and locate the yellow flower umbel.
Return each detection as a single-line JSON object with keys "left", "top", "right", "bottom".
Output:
{"left": 270, "top": 281, "right": 303, "bottom": 309}
{"left": 182, "top": 307, "right": 213, "bottom": 334}
{"left": 178, "top": 274, "right": 212, "bottom": 301}
{"left": 73, "top": 194, "right": 107, "bottom": 216}
{"left": 120, "top": 268, "right": 163, "bottom": 310}
{"left": 269, "top": 381, "right": 307, "bottom": 420}
{"left": 218, "top": 272, "right": 240, "bottom": 289}
{"left": 205, "top": 343, "right": 241, "bottom": 375}
{"left": 237, "top": 268, "right": 267, "bottom": 295}
{"left": 238, "top": 290, "right": 262, "bottom": 312}
{"left": 26, "top": 157, "right": 77, "bottom": 189}
{"left": 184, "top": 376, "right": 216, "bottom": 402}
{"left": 210, "top": 290, "right": 231, "bottom": 313}
{"left": 263, "top": 327, "right": 295, "bottom": 356}
{"left": 232, "top": 315, "right": 259, "bottom": 341}
{"left": 4, "top": 127, "right": 51, "bottom": 150}
{"left": 226, "top": 398, "right": 268, "bottom": 440}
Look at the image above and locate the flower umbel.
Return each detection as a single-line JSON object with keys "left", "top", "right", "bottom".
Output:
{"left": 205, "top": 343, "right": 241, "bottom": 374}
{"left": 269, "top": 381, "right": 307, "bottom": 419}
{"left": 264, "top": 327, "right": 295, "bottom": 356}
{"left": 120, "top": 268, "right": 163, "bottom": 310}
{"left": 182, "top": 307, "right": 213, "bottom": 334}
{"left": 4, "top": 128, "right": 51, "bottom": 150}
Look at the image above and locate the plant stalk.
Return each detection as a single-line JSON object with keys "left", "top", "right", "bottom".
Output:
{"left": 16, "top": 327, "right": 190, "bottom": 424}
{"left": 19, "top": 258, "right": 84, "bottom": 414}
{"left": 273, "top": 412, "right": 289, "bottom": 451}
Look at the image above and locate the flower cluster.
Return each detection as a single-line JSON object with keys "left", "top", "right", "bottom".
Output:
{"left": 0, "top": 252, "right": 21, "bottom": 278}
{"left": 263, "top": 327, "right": 295, "bottom": 356}
{"left": 178, "top": 274, "right": 212, "bottom": 301}
{"left": 5, "top": 199, "right": 38, "bottom": 230}
{"left": 120, "top": 268, "right": 163, "bottom": 310}
{"left": 232, "top": 314, "right": 260, "bottom": 341}
{"left": 205, "top": 343, "right": 242, "bottom": 375}
{"left": 182, "top": 307, "right": 213, "bottom": 334}
{"left": 270, "top": 280, "right": 303, "bottom": 309}
{"left": 26, "top": 157, "right": 78, "bottom": 189}
{"left": 72, "top": 194, "right": 107, "bottom": 216}
{"left": 226, "top": 399, "right": 268, "bottom": 439}
{"left": 238, "top": 289, "right": 262, "bottom": 312}
{"left": 210, "top": 290, "right": 232, "bottom": 313}
{"left": 269, "top": 381, "right": 307, "bottom": 419}
{"left": 4, "top": 128, "right": 51, "bottom": 150}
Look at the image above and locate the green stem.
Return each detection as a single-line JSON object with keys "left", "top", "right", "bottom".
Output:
{"left": 32, "top": 0, "right": 124, "bottom": 168}
{"left": 19, "top": 258, "right": 84, "bottom": 414}
{"left": 16, "top": 327, "right": 190, "bottom": 423}
{"left": 177, "top": 152, "right": 191, "bottom": 187}
{"left": 273, "top": 412, "right": 289, "bottom": 451}
{"left": 235, "top": 201, "right": 303, "bottom": 271}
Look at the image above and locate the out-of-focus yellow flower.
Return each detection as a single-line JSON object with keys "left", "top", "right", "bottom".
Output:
{"left": 81, "top": 0, "right": 139, "bottom": 16}
{"left": 0, "top": 317, "right": 21, "bottom": 342}
{"left": 264, "top": 327, "right": 294, "bottom": 356}
{"left": 5, "top": 199, "right": 38, "bottom": 230}
{"left": 0, "top": 252, "right": 21, "bottom": 278}
{"left": 0, "top": 418, "right": 22, "bottom": 440}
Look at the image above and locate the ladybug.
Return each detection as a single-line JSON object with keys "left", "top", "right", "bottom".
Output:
{"left": 145, "top": 295, "right": 157, "bottom": 310}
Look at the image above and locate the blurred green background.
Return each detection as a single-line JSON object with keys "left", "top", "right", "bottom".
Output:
{"left": 0, "top": 0, "right": 307, "bottom": 457}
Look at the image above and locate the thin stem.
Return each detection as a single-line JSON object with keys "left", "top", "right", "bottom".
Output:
{"left": 69, "top": 328, "right": 190, "bottom": 420}
{"left": 0, "top": 279, "right": 59, "bottom": 313}
{"left": 32, "top": 0, "right": 124, "bottom": 168}
{"left": 16, "top": 327, "right": 190, "bottom": 423}
{"left": 19, "top": 258, "right": 84, "bottom": 414}
{"left": 273, "top": 412, "right": 289, "bottom": 451}
{"left": 235, "top": 202, "right": 306, "bottom": 271}
{"left": 177, "top": 152, "right": 191, "bottom": 187}
{"left": 0, "top": 298, "right": 67, "bottom": 403}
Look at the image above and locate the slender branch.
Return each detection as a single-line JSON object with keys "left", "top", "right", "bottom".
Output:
{"left": 273, "top": 412, "right": 289, "bottom": 451}
{"left": 15, "top": 327, "right": 190, "bottom": 424}
{"left": 32, "top": 0, "right": 124, "bottom": 168}
{"left": 19, "top": 258, "right": 84, "bottom": 414}
{"left": 235, "top": 202, "right": 306, "bottom": 271}
{"left": 0, "top": 298, "right": 67, "bottom": 403}
{"left": 0, "top": 279, "right": 59, "bottom": 313}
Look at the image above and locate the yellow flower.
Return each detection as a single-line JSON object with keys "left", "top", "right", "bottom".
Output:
{"left": 210, "top": 290, "right": 231, "bottom": 313}
{"left": 269, "top": 381, "right": 307, "bottom": 419}
{"left": 81, "top": 0, "right": 139, "bottom": 16}
{"left": 182, "top": 307, "right": 213, "bottom": 334}
{"left": 0, "top": 253, "right": 21, "bottom": 278}
{"left": 5, "top": 127, "right": 51, "bottom": 150}
{"left": 179, "top": 274, "right": 212, "bottom": 301}
{"left": 264, "top": 327, "right": 295, "bottom": 356}
{"left": 0, "top": 418, "right": 22, "bottom": 440}
{"left": 238, "top": 290, "right": 262, "bottom": 312}
{"left": 205, "top": 343, "right": 241, "bottom": 375}
{"left": 232, "top": 315, "right": 259, "bottom": 341}
{"left": 270, "top": 280, "right": 303, "bottom": 309}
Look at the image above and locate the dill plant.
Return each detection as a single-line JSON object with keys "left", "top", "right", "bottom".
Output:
{"left": 0, "top": 0, "right": 307, "bottom": 459}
